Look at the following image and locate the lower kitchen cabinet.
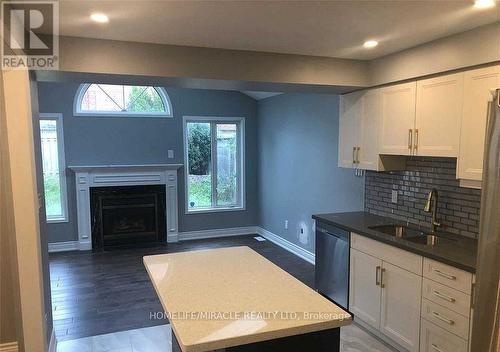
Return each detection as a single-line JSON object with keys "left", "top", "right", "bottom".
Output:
{"left": 380, "top": 262, "right": 422, "bottom": 352}
{"left": 349, "top": 233, "right": 474, "bottom": 352}
{"left": 420, "top": 319, "right": 468, "bottom": 352}
{"left": 349, "top": 239, "right": 422, "bottom": 351}
{"left": 349, "top": 248, "right": 382, "bottom": 330}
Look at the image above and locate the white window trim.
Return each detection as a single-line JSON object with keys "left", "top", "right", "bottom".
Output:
{"left": 40, "top": 113, "right": 69, "bottom": 223}
{"left": 183, "top": 116, "right": 246, "bottom": 214}
{"left": 73, "top": 83, "right": 173, "bottom": 118}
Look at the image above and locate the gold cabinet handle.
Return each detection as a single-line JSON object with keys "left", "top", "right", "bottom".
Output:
{"left": 352, "top": 147, "right": 356, "bottom": 164}
{"left": 375, "top": 266, "right": 381, "bottom": 286}
{"left": 356, "top": 147, "right": 360, "bottom": 164}
{"left": 431, "top": 344, "right": 445, "bottom": 352}
{"left": 432, "top": 311, "right": 455, "bottom": 325}
{"left": 380, "top": 267, "right": 386, "bottom": 288}
{"left": 414, "top": 129, "right": 419, "bottom": 152}
{"left": 433, "top": 269, "right": 456, "bottom": 280}
{"left": 433, "top": 290, "right": 456, "bottom": 303}
{"left": 408, "top": 129, "right": 413, "bottom": 151}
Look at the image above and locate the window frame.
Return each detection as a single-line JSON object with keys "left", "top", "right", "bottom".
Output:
{"left": 39, "top": 113, "right": 69, "bottom": 223}
{"left": 73, "top": 83, "right": 173, "bottom": 118}
{"left": 183, "top": 116, "right": 246, "bottom": 214}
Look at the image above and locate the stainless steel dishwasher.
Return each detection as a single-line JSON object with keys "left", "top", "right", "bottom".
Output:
{"left": 315, "top": 222, "right": 349, "bottom": 310}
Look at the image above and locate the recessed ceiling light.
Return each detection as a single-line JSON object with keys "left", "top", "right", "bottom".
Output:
{"left": 363, "top": 40, "right": 378, "bottom": 49}
{"left": 90, "top": 13, "right": 109, "bottom": 23}
{"left": 474, "top": 0, "right": 495, "bottom": 8}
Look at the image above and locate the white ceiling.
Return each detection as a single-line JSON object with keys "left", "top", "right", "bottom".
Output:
{"left": 58, "top": 0, "right": 499, "bottom": 60}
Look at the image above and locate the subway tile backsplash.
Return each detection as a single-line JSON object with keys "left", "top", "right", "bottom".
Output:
{"left": 365, "top": 157, "right": 481, "bottom": 239}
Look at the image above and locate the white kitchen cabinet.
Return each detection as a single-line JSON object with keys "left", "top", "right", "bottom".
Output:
{"left": 358, "top": 89, "right": 382, "bottom": 170}
{"left": 349, "top": 248, "right": 382, "bottom": 330}
{"left": 339, "top": 89, "right": 404, "bottom": 171}
{"left": 420, "top": 319, "right": 468, "bottom": 352}
{"left": 380, "top": 262, "right": 422, "bottom": 352}
{"left": 338, "top": 91, "right": 362, "bottom": 168}
{"left": 458, "top": 65, "right": 500, "bottom": 185}
{"left": 350, "top": 235, "right": 422, "bottom": 351}
{"left": 379, "top": 82, "right": 416, "bottom": 156}
{"left": 415, "top": 73, "right": 464, "bottom": 157}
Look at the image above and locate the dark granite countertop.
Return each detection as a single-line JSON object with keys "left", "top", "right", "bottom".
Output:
{"left": 312, "top": 211, "right": 477, "bottom": 273}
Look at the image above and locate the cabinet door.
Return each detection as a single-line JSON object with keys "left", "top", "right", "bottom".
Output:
{"left": 458, "top": 65, "right": 500, "bottom": 182}
{"left": 379, "top": 82, "right": 416, "bottom": 155}
{"left": 415, "top": 73, "right": 464, "bottom": 157}
{"left": 380, "top": 262, "right": 422, "bottom": 352}
{"left": 349, "top": 248, "right": 382, "bottom": 330}
{"left": 358, "top": 89, "right": 381, "bottom": 170}
{"left": 338, "top": 91, "right": 362, "bottom": 168}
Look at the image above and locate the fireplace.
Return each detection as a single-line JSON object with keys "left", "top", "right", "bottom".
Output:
{"left": 90, "top": 185, "right": 166, "bottom": 250}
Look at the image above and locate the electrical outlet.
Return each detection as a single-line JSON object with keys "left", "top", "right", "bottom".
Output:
{"left": 168, "top": 150, "right": 174, "bottom": 159}
{"left": 284, "top": 220, "right": 288, "bottom": 230}
{"left": 391, "top": 190, "right": 398, "bottom": 204}
{"left": 298, "top": 221, "right": 308, "bottom": 245}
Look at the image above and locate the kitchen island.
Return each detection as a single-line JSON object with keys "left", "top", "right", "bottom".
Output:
{"left": 144, "top": 246, "right": 351, "bottom": 352}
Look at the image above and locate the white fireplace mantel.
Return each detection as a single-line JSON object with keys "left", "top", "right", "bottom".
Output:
{"left": 68, "top": 164, "right": 183, "bottom": 250}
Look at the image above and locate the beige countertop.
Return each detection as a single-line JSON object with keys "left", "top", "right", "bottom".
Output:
{"left": 143, "top": 246, "right": 351, "bottom": 352}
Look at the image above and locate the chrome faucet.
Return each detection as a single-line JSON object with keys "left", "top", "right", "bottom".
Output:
{"left": 424, "top": 188, "right": 441, "bottom": 234}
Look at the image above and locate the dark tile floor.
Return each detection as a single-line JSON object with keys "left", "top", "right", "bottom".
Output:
{"left": 49, "top": 235, "right": 315, "bottom": 341}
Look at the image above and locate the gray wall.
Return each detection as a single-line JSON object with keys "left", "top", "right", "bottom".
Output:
{"left": 369, "top": 22, "right": 500, "bottom": 86}
{"left": 37, "top": 82, "right": 258, "bottom": 243}
{"left": 257, "top": 93, "right": 365, "bottom": 252}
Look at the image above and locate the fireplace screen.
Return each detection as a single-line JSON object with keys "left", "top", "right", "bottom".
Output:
{"left": 90, "top": 186, "right": 166, "bottom": 249}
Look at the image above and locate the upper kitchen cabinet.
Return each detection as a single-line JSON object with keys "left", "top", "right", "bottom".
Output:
{"left": 338, "top": 91, "right": 363, "bottom": 168}
{"left": 415, "top": 73, "right": 464, "bottom": 157}
{"left": 358, "top": 89, "right": 382, "bottom": 170}
{"left": 458, "top": 65, "right": 500, "bottom": 186}
{"left": 379, "top": 82, "right": 416, "bottom": 156}
{"left": 339, "top": 89, "right": 405, "bottom": 171}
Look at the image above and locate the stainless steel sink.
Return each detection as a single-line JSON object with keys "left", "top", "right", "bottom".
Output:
{"left": 369, "top": 224, "right": 457, "bottom": 246}
{"left": 369, "top": 224, "right": 425, "bottom": 238}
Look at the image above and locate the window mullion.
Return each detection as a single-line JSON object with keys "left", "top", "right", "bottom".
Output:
{"left": 236, "top": 122, "right": 241, "bottom": 207}
{"left": 211, "top": 122, "right": 218, "bottom": 208}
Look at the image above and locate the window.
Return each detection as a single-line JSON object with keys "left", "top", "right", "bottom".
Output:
{"left": 183, "top": 116, "right": 245, "bottom": 213}
{"left": 74, "top": 84, "right": 172, "bottom": 117}
{"left": 39, "top": 113, "right": 68, "bottom": 222}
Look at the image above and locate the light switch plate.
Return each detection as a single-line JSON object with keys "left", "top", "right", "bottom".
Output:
{"left": 391, "top": 190, "right": 398, "bottom": 204}
{"left": 168, "top": 150, "right": 174, "bottom": 159}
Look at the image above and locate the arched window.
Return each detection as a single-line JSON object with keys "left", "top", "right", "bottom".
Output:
{"left": 74, "top": 84, "right": 173, "bottom": 117}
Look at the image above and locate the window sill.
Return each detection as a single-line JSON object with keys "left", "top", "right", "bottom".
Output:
{"left": 186, "top": 206, "right": 245, "bottom": 215}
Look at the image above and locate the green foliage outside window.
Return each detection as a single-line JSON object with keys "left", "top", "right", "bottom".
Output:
{"left": 127, "top": 86, "right": 165, "bottom": 112}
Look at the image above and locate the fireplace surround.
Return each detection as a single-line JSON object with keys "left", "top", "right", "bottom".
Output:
{"left": 69, "top": 164, "right": 182, "bottom": 250}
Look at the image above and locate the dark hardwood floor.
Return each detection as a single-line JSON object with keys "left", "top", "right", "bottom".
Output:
{"left": 49, "top": 235, "right": 315, "bottom": 341}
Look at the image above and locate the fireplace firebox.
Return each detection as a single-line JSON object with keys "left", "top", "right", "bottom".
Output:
{"left": 90, "top": 185, "right": 166, "bottom": 250}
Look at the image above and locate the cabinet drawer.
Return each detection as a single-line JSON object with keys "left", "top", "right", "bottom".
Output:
{"left": 423, "top": 258, "right": 472, "bottom": 294}
{"left": 423, "top": 278, "right": 471, "bottom": 317}
{"left": 422, "top": 299, "right": 470, "bottom": 340}
{"left": 351, "top": 233, "right": 422, "bottom": 275}
{"left": 420, "top": 318, "right": 468, "bottom": 352}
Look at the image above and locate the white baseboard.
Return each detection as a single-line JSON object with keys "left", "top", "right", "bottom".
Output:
{"left": 179, "top": 226, "right": 258, "bottom": 241}
{"left": 0, "top": 342, "right": 18, "bottom": 352}
{"left": 48, "top": 241, "right": 79, "bottom": 253}
{"left": 256, "top": 227, "right": 315, "bottom": 265}
{"left": 48, "top": 328, "right": 57, "bottom": 352}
